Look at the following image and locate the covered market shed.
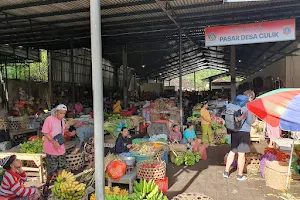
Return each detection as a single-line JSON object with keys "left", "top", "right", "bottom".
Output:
{"left": 0, "top": 0, "right": 300, "bottom": 198}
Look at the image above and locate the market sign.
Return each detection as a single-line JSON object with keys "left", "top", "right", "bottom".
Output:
{"left": 205, "top": 19, "right": 296, "bottom": 47}
{"left": 223, "top": 0, "right": 269, "bottom": 2}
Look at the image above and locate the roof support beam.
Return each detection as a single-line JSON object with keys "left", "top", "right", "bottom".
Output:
{"left": 154, "top": 0, "right": 195, "bottom": 44}
{"left": 160, "top": 63, "right": 208, "bottom": 80}
{"left": 0, "top": 0, "right": 76, "bottom": 12}
{"left": 157, "top": 58, "right": 206, "bottom": 78}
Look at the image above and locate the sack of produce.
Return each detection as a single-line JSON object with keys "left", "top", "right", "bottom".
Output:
{"left": 169, "top": 143, "right": 187, "bottom": 153}
{"left": 106, "top": 160, "right": 127, "bottom": 180}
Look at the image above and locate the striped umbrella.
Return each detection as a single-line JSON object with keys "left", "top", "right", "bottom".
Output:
{"left": 247, "top": 88, "right": 300, "bottom": 131}
{"left": 247, "top": 88, "right": 300, "bottom": 189}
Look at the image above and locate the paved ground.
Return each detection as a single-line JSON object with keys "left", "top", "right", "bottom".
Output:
{"left": 165, "top": 143, "right": 300, "bottom": 200}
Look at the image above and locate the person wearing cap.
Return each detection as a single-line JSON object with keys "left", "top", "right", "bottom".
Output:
{"left": 68, "top": 125, "right": 94, "bottom": 154}
{"left": 0, "top": 155, "right": 41, "bottom": 199}
{"left": 41, "top": 104, "right": 67, "bottom": 197}
{"left": 200, "top": 102, "right": 214, "bottom": 146}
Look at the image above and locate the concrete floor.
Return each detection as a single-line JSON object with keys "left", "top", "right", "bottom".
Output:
{"left": 165, "top": 143, "right": 300, "bottom": 200}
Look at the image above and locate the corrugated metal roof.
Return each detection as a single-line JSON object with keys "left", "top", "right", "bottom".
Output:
{"left": 0, "top": 0, "right": 299, "bottom": 79}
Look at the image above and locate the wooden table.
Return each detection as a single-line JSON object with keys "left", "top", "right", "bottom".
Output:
{"left": 108, "top": 169, "right": 137, "bottom": 194}
{"left": 0, "top": 140, "right": 76, "bottom": 184}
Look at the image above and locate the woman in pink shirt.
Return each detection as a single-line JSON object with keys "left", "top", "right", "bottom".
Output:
{"left": 42, "top": 104, "right": 67, "bottom": 197}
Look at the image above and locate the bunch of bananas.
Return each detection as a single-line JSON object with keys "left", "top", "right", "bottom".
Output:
{"left": 105, "top": 186, "right": 128, "bottom": 196}
{"left": 129, "top": 180, "right": 168, "bottom": 200}
{"left": 51, "top": 170, "right": 86, "bottom": 200}
{"left": 90, "top": 193, "right": 96, "bottom": 200}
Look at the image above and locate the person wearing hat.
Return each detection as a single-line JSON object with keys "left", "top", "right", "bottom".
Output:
{"left": 200, "top": 102, "right": 214, "bottom": 146}
{"left": 42, "top": 104, "right": 67, "bottom": 197}
{"left": 0, "top": 155, "right": 41, "bottom": 199}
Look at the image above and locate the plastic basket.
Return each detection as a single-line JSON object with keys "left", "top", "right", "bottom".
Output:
{"left": 131, "top": 152, "right": 152, "bottom": 163}
{"left": 120, "top": 110, "right": 133, "bottom": 116}
{"left": 132, "top": 138, "right": 149, "bottom": 144}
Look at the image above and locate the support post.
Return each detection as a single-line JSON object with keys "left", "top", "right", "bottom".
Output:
{"left": 70, "top": 39, "right": 75, "bottom": 116}
{"left": 122, "top": 45, "right": 128, "bottom": 108}
{"left": 90, "top": 0, "right": 105, "bottom": 198}
{"left": 209, "top": 78, "right": 212, "bottom": 91}
{"left": 5, "top": 57, "right": 8, "bottom": 110}
{"left": 28, "top": 64, "right": 31, "bottom": 96}
{"left": 169, "top": 80, "right": 171, "bottom": 86}
{"left": 179, "top": 29, "right": 183, "bottom": 130}
{"left": 230, "top": 46, "right": 236, "bottom": 101}
{"left": 114, "top": 66, "right": 119, "bottom": 88}
{"left": 194, "top": 72, "right": 196, "bottom": 90}
{"left": 48, "top": 51, "right": 52, "bottom": 109}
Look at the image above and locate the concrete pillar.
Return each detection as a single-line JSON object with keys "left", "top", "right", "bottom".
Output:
{"left": 194, "top": 72, "right": 196, "bottom": 90}
{"left": 179, "top": 29, "right": 183, "bottom": 129}
{"left": 122, "top": 45, "right": 128, "bottom": 108}
{"left": 230, "top": 46, "right": 236, "bottom": 101}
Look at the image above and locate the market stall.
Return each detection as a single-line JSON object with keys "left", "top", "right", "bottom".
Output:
{"left": 247, "top": 88, "right": 300, "bottom": 190}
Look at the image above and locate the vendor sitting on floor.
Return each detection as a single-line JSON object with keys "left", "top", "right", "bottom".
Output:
{"left": 183, "top": 124, "right": 197, "bottom": 144}
{"left": 68, "top": 125, "right": 94, "bottom": 154}
{"left": 169, "top": 124, "right": 183, "bottom": 143}
{"left": 0, "top": 155, "right": 41, "bottom": 199}
{"left": 115, "top": 127, "right": 132, "bottom": 154}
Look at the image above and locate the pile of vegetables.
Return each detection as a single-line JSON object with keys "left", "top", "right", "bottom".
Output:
{"left": 20, "top": 138, "right": 43, "bottom": 153}
{"left": 187, "top": 116, "right": 199, "bottom": 123}
{"left": 129, "top": 179, "right": 168, "bottom": 200}
{"left": 193, "top": 104, "right": 202, "bottom": 109}
{"left": 105, "top": 113, "right": 122, "bottom": 121}
{"left": 211, "top": 120, "right": 224, "bottom": 131}
{"left": 264, "top": 148, "right": 290, "bottom": 162}
{"left": 170, "top": 153, "right": 185, "bottom": 166}
{"left": 185, "top": 151, "right": 196, "bottom": 166}
{"left": 170, "top": 151, "right": 202, "bottom": 166}
{"left": 104, "top": 122, "right": 120, "bottom": 138}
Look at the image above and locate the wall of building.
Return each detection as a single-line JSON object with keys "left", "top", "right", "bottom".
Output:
{"left": 239, "top": 57, "right": 287, "bottom": 92}
{"left": 285, "top": 56, "right": 300, "bottom": 88}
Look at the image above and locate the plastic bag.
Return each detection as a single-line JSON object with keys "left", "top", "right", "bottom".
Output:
{"left": 191, "top": 141, "right": 207, "bottom": 160}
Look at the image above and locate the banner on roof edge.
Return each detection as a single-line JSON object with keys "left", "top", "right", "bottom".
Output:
{"left": 223, "top": 0, "right": 269, "bottom": 2}
{"left": 205, "top": 19, "right": 296, "bottom": 47}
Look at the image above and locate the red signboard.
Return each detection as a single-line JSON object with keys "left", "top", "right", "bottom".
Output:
{"left": 205, "top": 19, "right": 296, "bottom": 47}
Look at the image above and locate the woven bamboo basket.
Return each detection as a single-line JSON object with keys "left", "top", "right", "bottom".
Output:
{"left": 245, "top": 152, "right": 262, "bottom": 174}
{"left": 169, "top": 143, "right": 187, "bottom": 153}
{"left": 66, "top": 153, "right": 84, "bottom": 171}
{"left": 20, "top": 117, "right": 29, "bottom": 129}
{"left": 0, "top": 117, "right": 8, "bottom": 130}
{"left": 137, "top": 159, "right": 166, "bottom": 181}
{"left": 213, "top": 133, "right": 226, "bottom": 143}
{"left": 172, "top": 193, "right": 213, "bottom": 200}
{"left": 265, "top": 161, "right": 288, "bottom": 190}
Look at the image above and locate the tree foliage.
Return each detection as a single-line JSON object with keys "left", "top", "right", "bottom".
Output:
{"left": 4, "top": 50, "right": 48, "bottom": 82}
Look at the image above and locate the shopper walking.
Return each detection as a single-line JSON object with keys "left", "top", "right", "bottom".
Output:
{"left": 200, "top": 102, "right": 214, "bottom": 146}
{"left": 223, "top": 90, "right": 256, "bottom": 181}
{"left": 42, "top": 104, "right": 67, "bottom": 197}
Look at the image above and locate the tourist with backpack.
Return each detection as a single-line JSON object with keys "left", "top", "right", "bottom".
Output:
{"left": 223, "top": 90, "right": 256, "bottom": 181}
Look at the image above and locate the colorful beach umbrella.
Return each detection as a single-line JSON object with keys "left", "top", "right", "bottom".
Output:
{"left": 247, "top": 88, "right": 300, "bottom": 189}
{"left": 247, "top": 88, "right": 300, "bottom": 132}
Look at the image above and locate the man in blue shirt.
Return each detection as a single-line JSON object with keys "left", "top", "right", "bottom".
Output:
{"left": 223, "top": 90, "right": 256, "bottom": 181}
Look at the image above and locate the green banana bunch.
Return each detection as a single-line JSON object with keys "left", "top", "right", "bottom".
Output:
{"left": 105, "top": 194, "right": 129, "bottom": 200}
{"left": 129, "top": 179, "right": 168, "bottom": 200}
